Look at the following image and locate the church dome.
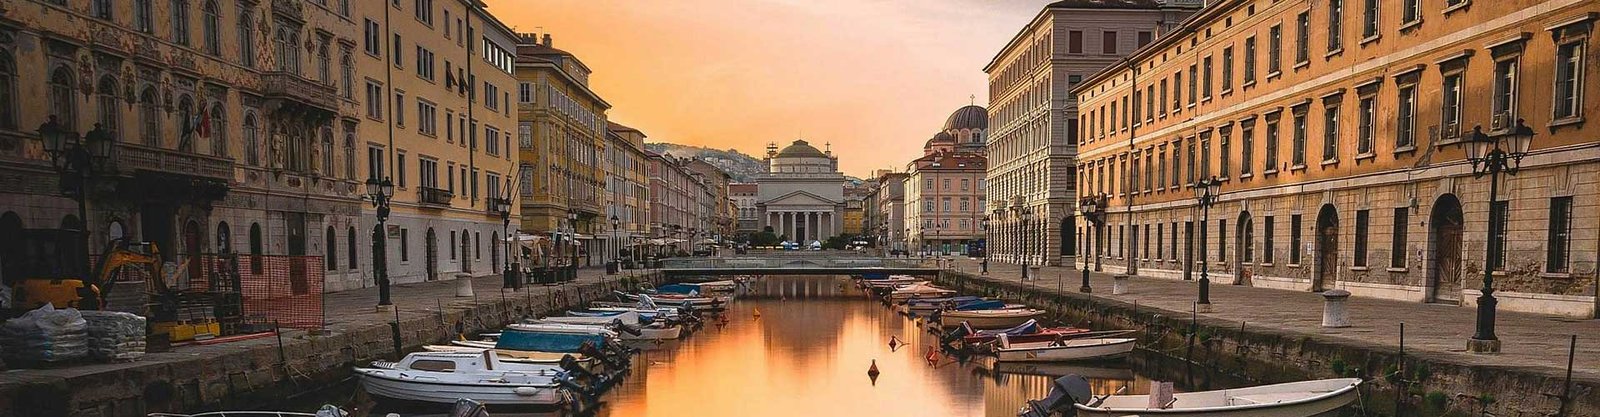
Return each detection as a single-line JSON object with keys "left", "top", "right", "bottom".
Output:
{"left": 943, "top": 105, "right": 988, "bottom": 131}
{"left": 776, "top": 140, "right": 828, "bottom": 158}
{"left": 924, "top": 132, "right": 955, "bottom": 147}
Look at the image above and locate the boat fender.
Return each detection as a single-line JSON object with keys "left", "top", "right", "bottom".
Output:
{"left": 513, "top": 387, "right": 543, "bottom": 397}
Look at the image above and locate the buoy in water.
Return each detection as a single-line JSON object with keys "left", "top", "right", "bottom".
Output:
{"left": 925, "top": 347, "right": 939, "bottom": 364}
{"left": 867, "top": 359, "right": 880, "bottom": 378}
{"left": 753, "top": 308, "right": 762, "bottom": 319}
{"left": 888, "top": 336, "right": 901, "bottom": 350}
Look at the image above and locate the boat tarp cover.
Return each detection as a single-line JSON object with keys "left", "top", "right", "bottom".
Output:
{"left": 966, "top": 319, "right": 1042, "bottom": 337}
{"left": 953, "top": 300, "right": 1006, "bottom": 311}
{"left": 653, "top": 284, "right": 701, "bottom": 295}
{"left": 905, "top": 296, "right": 982, "bottom": 306}
{"left": 494, "top": 329, "right": 607, "bottom": 353}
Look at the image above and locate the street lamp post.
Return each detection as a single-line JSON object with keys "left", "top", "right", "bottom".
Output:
{"left": 610, "top": 215, "right": 620, "bottom": 274}
{"left": 37, "top": 118, "right": 114, "bottom": 293}
{"left": 567, "top": 212, "right": 579, "bottom": 279}
{"left": 364, "top": 176, "right": 396, "bottom": 307}
{"left": 1019, "top": 206, "right": 1033, "bottom": 282}
{"left": 981, "top": 215, "right": 990, "bottom": 274}
{"left": 1463, "top": 120, "right": 1535, "bottom": 354}
{"left": 1193, "top": 176, "right": 1221, "bottom": 311}
{"left": 493, "top": 194, "right": 515, "bottom": 289}
{"left": 1079, "top": 194, "right": 1105, "bottom": 293}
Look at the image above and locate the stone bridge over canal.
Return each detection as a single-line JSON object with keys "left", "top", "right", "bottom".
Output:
{"left": 657, "top": 253, "right": 941, "bottom": 277}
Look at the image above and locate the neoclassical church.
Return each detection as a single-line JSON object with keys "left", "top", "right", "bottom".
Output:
{"left": 755, "top": 140, "right": 846, "bottom": 243}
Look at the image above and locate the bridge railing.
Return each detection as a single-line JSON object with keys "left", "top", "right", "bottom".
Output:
{"left": 658, "top": 256, "right": 929, "bottom": 270}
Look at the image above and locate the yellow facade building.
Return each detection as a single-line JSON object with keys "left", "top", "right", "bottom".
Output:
{"left": 515, "top": 33, "right": 609, "bottom": 266}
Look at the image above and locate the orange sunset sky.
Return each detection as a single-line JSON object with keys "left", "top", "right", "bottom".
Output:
{"left": 482, "top": 0, "right": 1058, "bottom": 178}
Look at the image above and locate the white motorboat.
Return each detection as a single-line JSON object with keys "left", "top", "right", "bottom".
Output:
{"left": 525, "top": 319, "right": 683, "bottom": 341}
{"left": 148, "top": 405, "right": 345, "bottom": 417}
{"left": 887, "top": 283, "right": 956, "bottom": 302}
{"left": 505, "top": 322, "right": 621, "bottom": 338}
{"left": 538, "top": 311, "right": 643, "bottom": 326}
{"left": 938, "top": 308, "right": 1047, "bottom": 329}
{"left": 1019, "top": 375, "right": 1364, "bottom": 417}
{"left": 421, "top": 344, "right": 599, "bottom": 368}
{"left": 355, "top": 351, "right": 573, "bottom": 406}
{"left": 994, "top": 335, "right": 1137, "bottom": 362}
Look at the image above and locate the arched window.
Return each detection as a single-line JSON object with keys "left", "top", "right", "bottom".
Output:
{"left": 0, "top": 51, "right": 15, "bottom": 130}
{"left": 61, "top": 214, "right": 81, "bottom": 231}
{"left": 176, "top": 95, "right": 195, "bottom": 151}
{"left": 140, "top": 87, "right": 161, "bottom": 146}
{"left": 320, "top": 126, "right": 334, "bottom": 175}
{"left": 248, "top": 222, "right": 263, "bottom": 274}
{"left": 325, "top": 226, "right": 338, "bottom": 270}
{"left": 95, "top": 76, "right": 120, "bottom": 140}
{"left": 171, "top": 0, "right": 191, "bottom": 46}
{"left": 340, "top": 52, "right": 353, "bottom": 99}
{"left": 242, "top": 112, "right": 259, "bottom": 166}
{"left": 209, "top": 103, "right": 227, "bottom": 157}
{"left": 346, "top": 226, "right": 357, "bottom": 271}
{"left": 107, "top": 219, "right": 126, "bottom": 243}
{"left": 202, "top": 1, "right": 221, "bottom": 56}
{"left": 274, "top": 26, "right": 300, "bottom": 74}
{"left": 317, "top": 42, "right": 330, "bottom": 85}
{"left": 237, "top": 10, "right": 256, "bottom": 67}
{"left": 49, "top": 66, "right": 75, "bottom": 125}
{"left": 215, "top": 221, "right": 231, "bottom": 253}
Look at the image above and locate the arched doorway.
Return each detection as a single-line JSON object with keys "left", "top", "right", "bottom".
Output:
{"left": 1313, "top": 204, "right": 1339, "bottom": 292}
{"left": 1236, "top": 211, "right": 1254, "bottom": 286}
{"left": 460, "top": 229, "right": 472, "bottom": 273}
{"left": 182, "top": 220, "right": 202, "bottom": 289}
{"left": 1061, "top": 215, "right": 1076, "bottom": 259}
{"left": 1427, "top": 194, "right": 1465, "bottom": 303}
{"left": 425, "top": 228, "right": 438, "bottom": 281}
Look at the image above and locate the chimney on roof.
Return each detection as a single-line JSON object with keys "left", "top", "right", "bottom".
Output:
{"left": 543, "top": 34, "right": 553, "bottom": 47}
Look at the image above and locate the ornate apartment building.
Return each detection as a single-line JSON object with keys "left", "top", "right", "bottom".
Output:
{"left": 984, "top": 0, "right": 1199, "bottom": 267}
{"left": 0, "top": 0, "right": 519, "bottom": 292}
{"left": 905, "top": 105, "right": 989, "bottom": 255}
{"left": 604, "top": 121, "right": 649, "bottom": 262}
{"left": 1075, "top": 0, "right": 1599, "bottom": 317}
{"left": 515, "top": 33, "right": 609, "bottom": 267}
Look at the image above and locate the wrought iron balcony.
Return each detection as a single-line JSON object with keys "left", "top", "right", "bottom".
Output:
{"left": 262, "top": 72, "right": 338, "bottom": 112}
{"left": 419, "top": 186, "right": 454, "bottom": 207}
{"left": 112, "top": 142, "right": 233, "bottom": 181}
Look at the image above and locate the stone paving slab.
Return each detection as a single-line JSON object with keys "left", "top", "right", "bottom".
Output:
{"left": 944, "top": 257, "right": 1600, "bottom": 382}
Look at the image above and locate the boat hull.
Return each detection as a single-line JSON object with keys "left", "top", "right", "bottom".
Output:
{"left": 356, "top": 370, "right": 567, "bottom": 406}
{"left": 1075, "top": 379, "right": 1362, "bottom": 417}
{"left": 995, "top": 338, "right": 1137, "bottom": 362}
{"left": 619, "top": 325, "right": 682, "bottom": 340}
{"left": 939, "top": 310, "right": 1045, "bottom": 329}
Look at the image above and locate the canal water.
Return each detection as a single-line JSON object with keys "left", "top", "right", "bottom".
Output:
{"left": 300, "top": 275, "right": 1357, "bottom": 416}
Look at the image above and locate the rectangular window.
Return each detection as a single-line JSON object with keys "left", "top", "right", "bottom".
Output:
{"left": 1397, "top": 85, "right": 1417, "bottom": 149}
{"left": 1161, "top": 78, "right": 1171, "bottom": 114}
{"left": 1170, "top": 222, "right": 1179, "bottom": 261}
{"left": 1188, "top": 65, "right": 1198, "bottom": 105}
{"left": 1265, "top": 116, "right": 1280, "bottom": 170}
{"left": 1290, "top": 214, "right": 1303, "bottom": 264}
{"left": 400, "top": 229, "right": 409, "bottom": 261}
{"left": 1157, "top": 223, "right": 1165, "bottom": 259}
{"left": 1489, "top": 201, "right": 1508, "bottom": 271}
{"left": 1391, "top": 208, "right": 1408, "bottom": 268}
{"left": 1322, "top": 105, "right": 1340, "bottom": 163}
{"left": 1244, "top": 37, "right": 1257, "bottom": 83}
{"left": 1353, "top": 210, "right": 1368, "bottom": 267}
{"left": 367, "top": 146, "right": 384, "bottom": 180}
{"left": 394, "top": 92, "right": 405, "bottom": 127}
{"left": 1328, "top": 0, "right": 1344, "bottom": 52}
{"left": 1269, "top": 24, "right": 1283, "bottom": 73}
{"left": 396, "top": 152, "right": 407, "bottom": 188}
{"left": 1171, "top": 141, "right": 1182, "bottom": 187}
{"left": 365, "top": 81, "right": 384, "bottom": 119}
{"left": 1103, "top": 31, "right": 1118, "bottom": 54}
{"left": 417, "top": 100, "right": 437, "bottom": 136}
{"left": 1442, "top": 72, "right": 1463, "bottom": 137}
{"left": 1296, "top": 12, "right": 1310, "bottom": 64}
{"left": 1137, "top": 31, "right": 1153, "bottom": 47}
{"left": 1547, "top": 197, "right": 1573, "bottom": 273}
{"left": 1219, "top": 128, "right": 1231, "bottom": 177}
{"left": 1200, "top": 132, "right": 1212, "bottom": 178}
{"left": 1554, "top": 43, "right": 1583, "bottom": 120}
{"left": 1263, "top": 216, "right": 1276, "bottom": 263}
{"left": 1202, "top": 56, "right": 1214, "bottom": 99}
{"left": 1222, "top": 46, "right": 1234, "bottom": 91}
{"left": 1240, "top": 125, "right": 1253, "bottom": 175}
{"left": 1069, "top": 31, "right": 1083, "bottom": 54}
{"left": 1402, "top": 0, "right": 1419, "bottom": 24}
{"left": 1357, "top": 96, "right": 1375, "bottom": 155}
{"left": 1362, "top": 0, "right": 1379, "bottom": 38}
{"left": 392, "top": 34, "right": 404, "bottom": 67}
{"left": 1492, "top": 58, "right": 1518, "bottom": 124}
{"left": 1217, "top": 219, "right": 1227, "bottom": 262}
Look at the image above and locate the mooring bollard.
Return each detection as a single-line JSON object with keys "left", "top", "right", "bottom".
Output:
{"left": 456, "top": 273, "right": 476, "bottom": 298}
{"left": 1110, "top": 274, "right": 1128, "bottom": 295}
{"left": 1320, "top": 289, "right": 1352, "bottom": 328}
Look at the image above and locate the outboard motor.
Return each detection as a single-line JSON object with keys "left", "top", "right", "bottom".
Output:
{"left": 554, "top": 371, "right": 597, "bottom": 403}
{"left": 611, "top": 318, "right": 644, "bottom": 337}
{"left": 446, "top": 398, "right": 489, "bottom": 417}
{"left": 1018, "top": 375, "right": 1093, "bottom": 417}
{"left": 578, "top": 341, "right": 625, "bottom": 370}
{"left": 940, "top": 323, "right": 972, "bottom": 345}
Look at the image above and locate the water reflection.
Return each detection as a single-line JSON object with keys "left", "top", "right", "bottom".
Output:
{"left": 593, "top": 275, "right": 1155, "bottom": 417}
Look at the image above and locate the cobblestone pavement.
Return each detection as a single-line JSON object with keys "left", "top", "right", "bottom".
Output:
{"left": 942, "top": 257, "right": 1600, "bottom": 382}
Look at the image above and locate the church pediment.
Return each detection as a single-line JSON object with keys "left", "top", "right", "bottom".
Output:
{"left": 762, "top": 190, "right": 839, "bottom": 206}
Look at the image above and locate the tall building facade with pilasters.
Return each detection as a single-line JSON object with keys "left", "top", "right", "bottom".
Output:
{"left": 1074, "top": 0, "right": 1600, "bottom": 318}
{"left": 984, "top": 0, "right": 1199, "bottom": 267}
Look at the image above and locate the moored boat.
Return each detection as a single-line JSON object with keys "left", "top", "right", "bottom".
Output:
{"left": 993, "top": 335, "right": 1137, "bottom": 362}
{"left": 886, "top": 282, "right": 956, "bottom": 302}
{"left": 1018, "top": 374, "right": 1363, "bottom": 417}
{"left": 938, "top": 308, "right": 1047, "bottom": 329}
{"left": 355, "top": 351, "right": 576, "bottom": 406}
{"left": 944, "top": 319, "right": 1091, "bottom": 347}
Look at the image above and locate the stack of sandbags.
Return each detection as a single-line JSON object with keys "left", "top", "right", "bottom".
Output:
{"left": 81, "top": 311, "right": 146, "bottom": 361}
{"left": 0, "top": 304, "right": 89, "bottom": 364}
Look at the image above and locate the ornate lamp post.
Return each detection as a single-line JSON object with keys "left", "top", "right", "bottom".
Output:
{"left": 980, "top": 215, "right": 990, "bottom": 274}
{"left": 1193, "top": 176, "right": 1221, "bottom": 311}
{"left": 1018, "top": 206, "right": 1033, "bottom": 281}
{"left": 610, "top": 215, "right": 621, "bottom": 274}
{"left": 1078, "top": 194, "right": 1106, "bottom": 292}
{"left": 493, "top": 193, "right": 515, "bottom": 288}
{"left": 364, "top": 176, "right": 396, "bottom": 307}
{"left": 567, "top": 212, "right": 579, "bottom": 278}
{"left": 38, "top": 118, "right": 113, "bottom": 285}
{"left": 1463, "top": 120, "right": 1535, "bottom": 354}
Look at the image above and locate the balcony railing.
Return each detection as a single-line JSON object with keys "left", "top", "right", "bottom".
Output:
{"left": 262, "top": 72, "right": 338, "bottom": 112}
{"left": 113, "top": 142, "right": 233, "bottom": 181}
{"left": 419, "top": 187, "right": 454, "bottom": 207}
